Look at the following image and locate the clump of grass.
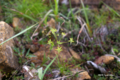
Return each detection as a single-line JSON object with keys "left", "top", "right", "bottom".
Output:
{"left": 81, "top": 0, "right": 92, "bottom": 37}
{"left": 93, "top": 14, "right": 108, "bottom": 27}
{"left": 8, "top": 0, "right": 49, "bottom": 21}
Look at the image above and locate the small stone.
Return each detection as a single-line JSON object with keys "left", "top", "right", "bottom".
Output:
{"left": 23, "top": 65, "right": 39, "bottom": 80}
{"left": 78, "top": 71, "right": 91, "bottom": 80}
{"left": 12, "top": 17, "right": 24, "bottom": 28}
{"left": 47, "top": 18, "right": 56, "bottom": 29}
{"left": 69, "top": 48, "right": 81, "bottom": 60}
{"left": 94, "top": 55, "right": 114, "bottom": 64}
{"left": 71, "top": 69, "right": 91, "bottom": 80}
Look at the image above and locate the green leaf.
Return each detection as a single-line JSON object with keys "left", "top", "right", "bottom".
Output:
{"left": 26, "top": 49, "right": 30, "bottom": 56}
{"left": 57, "top": 40, "right": 63, "bottom": 45}
{"left": 113, "top": 48, "right": 118, "bottom": 53}
{"left": 56, "top": 46, "right": 62, "bottom": 53}
{"left": 68, "top": 38, "right": 74, "bottom": 44}
{"left": 81, "top": 0, "right": 92, "bottom": 36}
{"left": 13, "top": 47, "right": 20, "bottom": 53}
{"left": 27, "top": 54, "right": 36, "bottom": 59}
{"left": 39, "top": 56, "right": 56, "bottom": 80}
{"left": 38, "top": 67, "right": 43, "bottom": 80}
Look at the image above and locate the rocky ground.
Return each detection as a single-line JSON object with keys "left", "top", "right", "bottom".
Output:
{"left": 1, "top": 0, "right": 120, "bottom": 80}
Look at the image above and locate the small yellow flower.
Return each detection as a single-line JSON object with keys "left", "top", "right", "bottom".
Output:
{"left": 57, "top": 34, "right": 59, "bottom": 36}
{"left": 42, "top": 30, "right": 44, "bottom": 33}
{"left": 42, "top": 29, "right": 46, "bottom": 33}
{"left": 57, "top": 40, "right": 63, "bottom": 45}
{"left": 47, "top": 39, "right": 52, "bottom": 45}
{"left": 51, "top": 28, "right": 57, "bottom": 34}
{"left": 56, "top": 46, "right": 62, "bottom": 53}
{"left": 61, "top": 32, "right": 66, "bottom": 37}
{"left": 68, "top": 38, "right": 74, "bottom": 44}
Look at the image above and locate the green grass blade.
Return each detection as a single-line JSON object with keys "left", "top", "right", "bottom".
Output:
{"left": 81, "top": 0, "right": 92, "bottom": 37}
{"left": 10, "top": 9, "right": 38, "bottom": 22}
{"left": 104, "top": 3, "right": 120, "bottom": 17}
{"left": 38, "top": 67, "right": 43, "bottom": 80}
{"left": 21, "top": 13, "right": 38, "bottom": 22}
{"left": 54, "top": 0, "right": 59, "bottom": 21}
{"left": 0, "top": 23, "right": 38, "bottom": 45}
{"left": 40, "top": 56, "right": 56, "bottom": 80}
{"left": 81, "top": 0, "right": 89, "bottom": 25}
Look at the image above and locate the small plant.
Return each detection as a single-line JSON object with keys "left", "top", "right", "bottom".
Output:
{"left": 47, "top": 27, "right": 75, "bottom": 53}
{"left": 13, "top": 47, "right": 36, "bottom": 64}
{"left": 13, "top": 76, "right": 24, "bottom": 80}
{"left": 82, "top": 53, "right": 91, "bottom": 60}
{"left": 93, "top": 14, "right": 108, "bottom": 27}
{"left": 47, "top": 27, "right": 75, "bottom": 75}
{"left": 41, "top": 53, "right": 50, "bottom": 66}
